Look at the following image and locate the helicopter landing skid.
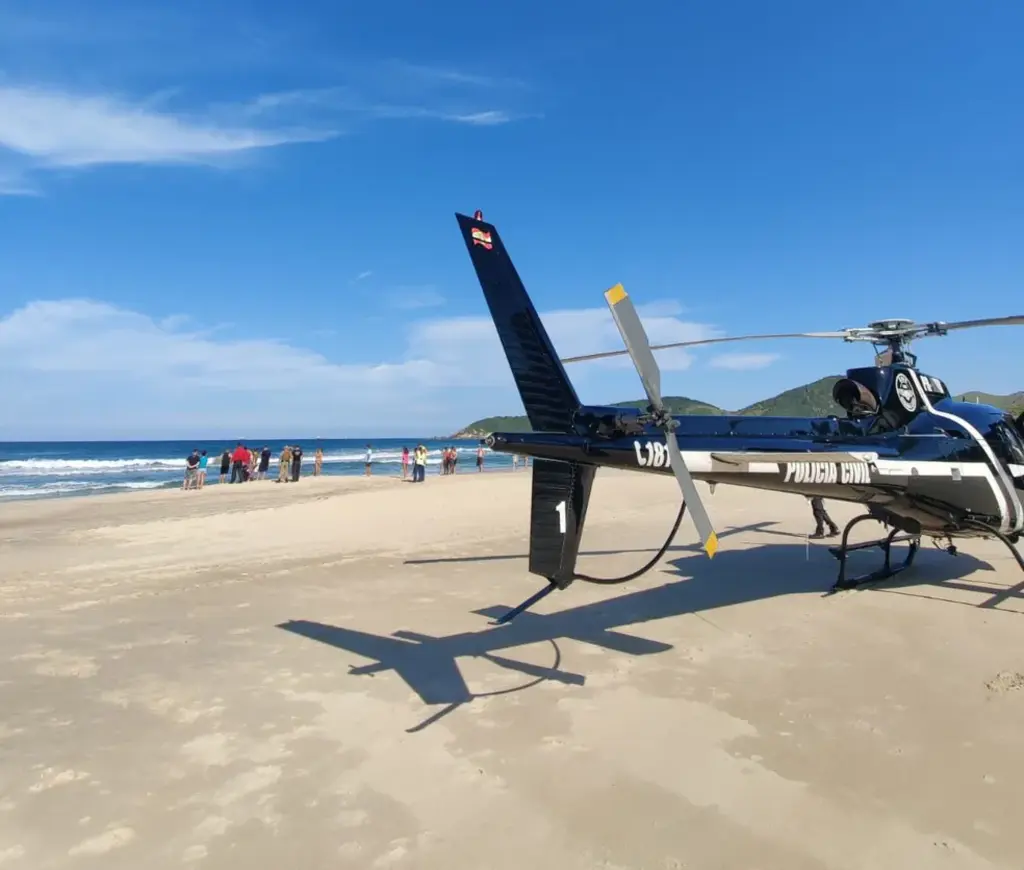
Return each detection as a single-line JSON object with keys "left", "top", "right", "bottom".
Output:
{"left": 826, "top": 514, "right": 921, "bottom": 594}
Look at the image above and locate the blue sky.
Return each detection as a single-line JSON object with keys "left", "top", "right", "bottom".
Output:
{"left": 0, "top": 0, "right": 1022, "bottom": 439}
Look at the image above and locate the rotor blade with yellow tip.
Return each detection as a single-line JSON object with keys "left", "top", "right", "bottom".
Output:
{"left": 603, "top": 283, "right": 720, "bottom": 559}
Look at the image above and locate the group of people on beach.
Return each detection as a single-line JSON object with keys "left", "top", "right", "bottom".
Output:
{"left": 182, "top": 442, "right": 325, "bottom": 490}
{"left": 182, "top": 440, "right": 522, "bottom": 491}
{"left": 397, "top": 442, "right": 517, "bottom": 481}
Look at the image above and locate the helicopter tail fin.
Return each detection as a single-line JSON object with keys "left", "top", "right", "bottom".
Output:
{"left": 456, "top": 211, "right": 594, "bottom": 592}
{"left": 455, "top": 211, "right": 581, "bottom": 433}
{"left": 529, "top": 459, "right": 596, "bottom": 589}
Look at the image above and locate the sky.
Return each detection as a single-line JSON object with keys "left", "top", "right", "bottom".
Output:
{"left": 0, "top": 0, "right": 1022, "bottom": 440}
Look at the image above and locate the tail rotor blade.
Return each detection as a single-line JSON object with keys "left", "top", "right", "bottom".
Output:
{"left": 603, "top": 284, "right": 663, "bottom": 408}
{"left": 603, "top": 283, "right": 719, "bottom": 559}
{"left": 665, "top": 430, "right": 719, "bottom": 558}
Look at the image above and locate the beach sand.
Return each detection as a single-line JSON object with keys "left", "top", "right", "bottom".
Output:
{"left": 1, "top": 468, "right": 1023, "bottom": 869}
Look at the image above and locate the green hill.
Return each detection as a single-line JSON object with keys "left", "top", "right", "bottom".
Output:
{"left": 738, "top": 376, "right": 842, "bottom": 417}
{"left": 610, "top": 396, "right": 725, "bottom": 416}
{"left": 952, "top": 391, "right": 1024, "bottom": 416}
{"left": 452, "top": 377, "right": 1022, "bottom": 437}
{"left": 451, "top": 396, "right": 725, "bottom": 438}
{"left": 451, "top": 415, "right": 534, "bottom": 438}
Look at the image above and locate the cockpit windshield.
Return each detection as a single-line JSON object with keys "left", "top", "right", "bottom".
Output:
{"left": 987, "top": 418, "right": 1024, "bottom": 465}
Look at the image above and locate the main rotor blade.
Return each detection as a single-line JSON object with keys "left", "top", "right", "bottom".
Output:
{"left": 664, "top": 429, "right": 719, "bottom": 559}
{"left": 602, "top": 284, "right": 664, "bottom": 409}
{"left": 561, "top": 330, "right": 848, "bottom": 364}
{"left": 928, "top": 315, "right": 1024, "bottom": 333}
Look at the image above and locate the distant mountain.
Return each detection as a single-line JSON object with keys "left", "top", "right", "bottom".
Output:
{"left": 953, "top": 391, "right": 1024, "bottom": 416}
{"left": 452, "top": 377, "right": 1022, "bottom": 437}
{"left": 738, "top": 376, "right": 842, "bottom": 417}
{"left": 451, "top": 415, "right": 533, "bottom": 438}
{"left": 450, "top": 396, "right": 725, "bottom": 439}
{"left": 610, "top": 396, "right": 725, "bottom": 416}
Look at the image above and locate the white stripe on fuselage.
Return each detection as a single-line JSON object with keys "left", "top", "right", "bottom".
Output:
{"left": 631, "top": 443, "right": 993, "bottom": 479}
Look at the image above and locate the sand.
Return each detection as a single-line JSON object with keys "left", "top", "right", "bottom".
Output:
{"left": 1, "top": 468, "right": 1023, "bottom": 869}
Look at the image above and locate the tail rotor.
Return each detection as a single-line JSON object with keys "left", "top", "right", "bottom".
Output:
{"left": 603, "top": 284, "right": 719, "bottom": 559}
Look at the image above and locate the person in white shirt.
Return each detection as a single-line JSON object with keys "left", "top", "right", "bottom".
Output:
{"left": 364, "top": 444, "right": 373, "bottom": 477}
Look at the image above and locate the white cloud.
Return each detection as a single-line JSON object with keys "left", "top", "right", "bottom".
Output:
{"left": 0, "top": 297, "right": 718, "bottom": 438}
{"left": 708, "top": 352, "right": 780, "bottom": 371}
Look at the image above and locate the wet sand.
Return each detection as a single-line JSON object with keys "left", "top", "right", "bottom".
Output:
{"left": 1, "top": 469, "right": 1023, "bottom": 868}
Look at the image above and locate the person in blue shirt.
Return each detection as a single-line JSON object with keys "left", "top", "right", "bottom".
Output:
{"left": 197, "top": 450, "right": 209, "bottom": 489}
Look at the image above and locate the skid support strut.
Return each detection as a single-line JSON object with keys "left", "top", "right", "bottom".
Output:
{"left": 827, "top": 514, "right": 921, "bottom": 593}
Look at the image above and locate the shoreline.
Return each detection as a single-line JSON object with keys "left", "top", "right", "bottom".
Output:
{"left": 0, "top": 439, "right": 513, "bottom": 505}
{"left": 0, "top": 463, "right": 523, "bottom": 514}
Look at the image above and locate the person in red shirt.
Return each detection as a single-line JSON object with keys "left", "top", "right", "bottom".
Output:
{"left": 230, "top": 443, "right": 249, "bottom": 483}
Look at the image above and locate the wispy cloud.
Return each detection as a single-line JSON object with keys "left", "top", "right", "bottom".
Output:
{"left": 388, "top": 61, "right": 528, "bottom": 91}
{"left": 708, "top": 352, "right": 780, "bottom": 371}
{"left": 0, "top": 165, "right": 40, "bottom": 196}
{"left": 0, "top": 68, "right": 531, "bottom": 193}
{"left": 241, "top": 86, "right": 523, "bottom": 127}
{"left": 387, "top": 286, "right": 446, "bottom": 310}
{"left": 352, "top": 270, "right": 373, "bottom": 283}
{"left": 0, "top": 84, "right": 335, "bottom": 195}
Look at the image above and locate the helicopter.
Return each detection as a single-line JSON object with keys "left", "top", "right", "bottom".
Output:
{"left": 455, "top": 210, "right": 1024, "bottom": 624}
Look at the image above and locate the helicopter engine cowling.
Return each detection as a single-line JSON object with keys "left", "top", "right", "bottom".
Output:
{"left": 832, "top": 378, "right": 880, "bottom": 418}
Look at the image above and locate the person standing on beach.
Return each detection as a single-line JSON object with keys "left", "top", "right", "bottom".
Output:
{"left": 476, "top": 442, "right": 485, "bottom": 472}
{"left": 278, "top": 445, "right": 292, "bottom": 482}
{"left": 258, "top": 446, "right": 271, "bottom": 480}
{"left": 197, "top": 450, "right": 209, "bottom": 488}
{"left": 291, "top": 444, "right": 303, "bottom": 482}
{"left": 364, "top": 444, "right": 373, "bottom": 477}
{"left": 314, "top": 446, "right": 324, "bottom": 476}
{"left": 230, "top": 443, "right": 248, "bottom": 483}
{"left": 219, "top": 449, "right": 231, "bottom": 483}
{"left": 413, "top": 445, "right": 426, "bottom": 482}
{"left": 183, "top": 449, "right": 200, "bottom": 490}
{"left": 401, "top": 446, "right": 409, "bottom": 480}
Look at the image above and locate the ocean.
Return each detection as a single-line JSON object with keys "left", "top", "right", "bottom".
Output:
{"left": 0, "top": 438, "right": 504, "bottom": 502}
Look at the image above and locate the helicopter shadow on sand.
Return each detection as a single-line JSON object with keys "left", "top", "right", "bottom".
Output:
{"left": 401, "top": 520, "right": 802, "bottom": 568}
{"left": 278, "top": 536, "right": 1006, "bottom": 734}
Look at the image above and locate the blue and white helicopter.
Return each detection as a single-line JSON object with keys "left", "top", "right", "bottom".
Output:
{"left": 456, "top": 211, "right": 1024, "bottom": 621}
